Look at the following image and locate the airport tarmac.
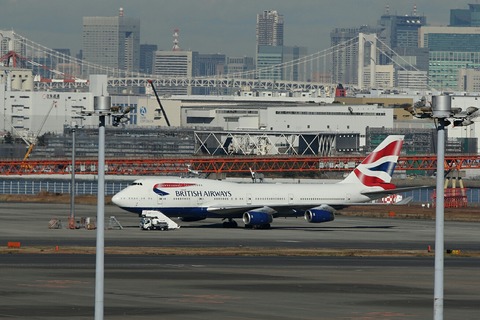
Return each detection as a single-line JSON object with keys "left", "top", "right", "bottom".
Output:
{"left": 1, "top": 202, "right": 480, "bottom": 319}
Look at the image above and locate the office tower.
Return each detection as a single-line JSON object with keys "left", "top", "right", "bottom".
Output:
{"left": 378, "top": 11, "right": 426, "bottom": 50}
{"left": 153, "top": 50, "right": 197, "bottom": 95}
{"left": 225, "top": 56, "right": 255, "bottom": 77}
{"left": 256, "top": 10, "right": 284, "bottom": 48}
{"left": 193, "top": 53, "right": 226, "bottom": 95}
{"left": 419, "top": 26, "right": 480, "bottom": 89}
{"left": 256, "top": 10, "right": 284, "bottom": 80}
{"left": 256, "top": 45, "right": 283, "bottom": 80}
{"left": 283, "top": 46, "right": 308, "bottom": 81}
{"left": 82, "top": 8, "right": 140, "bottom": 73}
{"left": 376, "top": 7, "right": 428, "bottom": 90}
{"left": 194, "top": 54, "right": 226, "bottom": 77}
{"left": 140, "top": 44, "right": 158, "bottom": 74}
{"left": 451, "top": 4, "right": 480, "bottom": 26}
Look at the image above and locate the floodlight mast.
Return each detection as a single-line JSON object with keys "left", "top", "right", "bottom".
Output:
{"left": 83, "top": 95, "right": 113, "bottom": 320}
{"left": 431, "top": 95, "right": 450, "bottom": 320}
{"left": 80, "top": 96, "right": 130, "bottom": 320}
{"left": 430, "top": 94, "right": 478, "bottom": 320}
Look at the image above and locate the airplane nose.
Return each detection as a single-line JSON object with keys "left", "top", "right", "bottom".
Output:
{"left": 111, "top": 192, "right": 122, "bottom": 206}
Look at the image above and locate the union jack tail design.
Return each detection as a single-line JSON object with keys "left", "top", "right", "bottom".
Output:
{"left": 341, "top": 135, "right": 404, "bottom": 189}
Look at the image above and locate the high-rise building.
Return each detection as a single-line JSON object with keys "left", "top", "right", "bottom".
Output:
{"left": 193, "top": 53, "right": 226, "bottom": 95}
{"left": 140, "top": 44, "right": 158, "bottom": 74}
{"left": 152, "top": 50, "right": 197, "bottom": 95}
{"left": 376, "top": 8, "right": 427, "bottom": 89}
{"left": 225, "top": 56, "right": 255, "bottom": 77}
{"left": 82, "top": 8, "right": 140, "bottom": 73}
{"left": 256, "top": 10, "right": 284, "bottom": 80}
{"left": 458, "top": 68, "right": 480, "bottom": 91}
{"left": 378, "top": 12, "right": 426, "bottom": 50}
{"left": 256, "top": 10, "right": 284, "bottom": 48}
{"left": 194, "top": 54, "right": 226, "bottom": 77}
{"left": 283, "top": 46, "right": 308, "bottom": 81}
{"left": 450, "top": 4, "right": 480, "bottom": 26}
{"left": 256, "top": 45, "right": 283, "bottom": 80}
{"left": 419, "top": 26, "right": 480, "bottom": 89}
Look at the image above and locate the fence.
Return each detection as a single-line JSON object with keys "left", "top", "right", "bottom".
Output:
{"left": 0, "top": 180, "right": 130, "bottom": 196}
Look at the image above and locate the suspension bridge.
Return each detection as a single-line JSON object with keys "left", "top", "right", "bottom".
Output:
{"left": 0, "top": 30, "right": 436, "bottom": 93}
{"left": 1, "top": 29, "right": 466, "bottom": 177}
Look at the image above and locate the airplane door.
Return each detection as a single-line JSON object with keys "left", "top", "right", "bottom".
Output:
{"left": 247, "top": 193, "right": 252, "bottom": 205}
{"left": 157, "top": 195, "right": 163, "bottom": 205}
{"left": 346, "top": 193, "right": 351, "bottom": 201}
{"left": 288, "top": 193, "right": 294, "bottom": 204}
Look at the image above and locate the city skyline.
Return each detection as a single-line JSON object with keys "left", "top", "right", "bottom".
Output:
{"left": 0, "top": 0, "right": 464, "bottom": 58}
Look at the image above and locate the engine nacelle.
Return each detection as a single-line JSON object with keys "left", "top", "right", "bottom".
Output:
{"left": 243, "top": 211, "right": 273, "bottom": 226}
{"left": 304, "top": 208, "right": 335, "bottom": 223}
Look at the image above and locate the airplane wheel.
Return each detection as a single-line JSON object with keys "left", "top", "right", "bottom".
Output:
{"left": 222, "top": 220, "right": 238, "bottom": 228}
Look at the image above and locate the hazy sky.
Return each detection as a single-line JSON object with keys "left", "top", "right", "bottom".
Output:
{"left": 0, "top": 0, "right": 468, "bottom": 57}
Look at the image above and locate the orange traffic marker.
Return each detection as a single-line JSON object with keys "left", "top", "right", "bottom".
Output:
{"left": 7, "top": 242, "right": 21, "bottom": 248}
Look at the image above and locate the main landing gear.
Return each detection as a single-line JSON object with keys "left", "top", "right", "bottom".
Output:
{"left": 244, "top": 223, "right": 271, "bottom": 229}
{"left": 222, "top": 218, "right": 238, "bottom": 228}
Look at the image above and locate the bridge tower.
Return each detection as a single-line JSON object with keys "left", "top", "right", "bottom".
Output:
{"left": 358, "top": 33, "right": 377, "bottom": 89}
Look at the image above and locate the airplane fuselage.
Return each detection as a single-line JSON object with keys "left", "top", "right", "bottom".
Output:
{"left": 112, "top": 177, "right": 374, "bottom": 219}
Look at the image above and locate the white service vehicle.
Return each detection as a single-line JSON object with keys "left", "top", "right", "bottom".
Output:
{"left": 140, "top": 210, "right": 180, "bottom": 231}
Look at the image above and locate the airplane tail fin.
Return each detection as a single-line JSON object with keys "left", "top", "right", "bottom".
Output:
{"left": 340, "top": 135, "right": 404, "bottom": 189}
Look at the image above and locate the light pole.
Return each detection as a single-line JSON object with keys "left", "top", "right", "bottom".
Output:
{"left": 82, "top": 96, "right": 130, "bottom": 320}
{"left": 93, "top": 96, "right": 111, "bottom": 320}
{"left": 406, "top": 95, "right": 478, "bottom": 320}
{"left": 431, "top": 95, "right": 449, "bottom": 320}
{"left": 69, "top": 121, "right": 78, "bottom": 229}
{"left": 430, "top": 95, "right": 478, "bottom": 320}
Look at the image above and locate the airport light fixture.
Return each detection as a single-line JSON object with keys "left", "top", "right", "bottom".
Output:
{"left": 69, "top": 120, "right": 79, "bottom": 229}
{"left": 428, "top": 95, "right": 477, "bottom": 320}
{"left": 81, "top": 96, "right": 130, "bottom": 320}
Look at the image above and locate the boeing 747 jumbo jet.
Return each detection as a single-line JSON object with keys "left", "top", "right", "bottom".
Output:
{"left": 112, "top": 135, "right": 413, "bottom": 229}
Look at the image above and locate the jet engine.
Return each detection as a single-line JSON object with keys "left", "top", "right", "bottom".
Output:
{"left": 243, "top": 211, "right": 273, "bottom": 226}
{"left": 304, "top": 208, "right": 335, "bottom": 223}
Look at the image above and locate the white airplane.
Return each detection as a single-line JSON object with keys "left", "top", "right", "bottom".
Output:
{"left": 112, "top": 135, "right": 415, "bottom": 229}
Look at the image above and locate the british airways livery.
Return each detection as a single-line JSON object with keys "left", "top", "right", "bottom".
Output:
{"left": 112, "top": 135, "right": 410, "bottom": 228}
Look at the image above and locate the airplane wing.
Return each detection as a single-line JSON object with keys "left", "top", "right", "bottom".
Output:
{"left": 360, "top": 185, "right": 429, "bottom": 199}
{"left": 206, "top": 203, "right": 332, "bottom": 217}
{"left": 206, "top": 205, "right": 266, "bottom": 216}
{"left": 206, "top": 188, "right": 420, "bottom": 218}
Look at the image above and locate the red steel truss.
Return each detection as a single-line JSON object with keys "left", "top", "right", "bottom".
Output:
{"left": 1, "top": 155, "right": 480, "bottom": 176}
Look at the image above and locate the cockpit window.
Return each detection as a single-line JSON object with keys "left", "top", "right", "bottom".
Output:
{"left": 130, "top": 182, "right": 143, "bottom": 186}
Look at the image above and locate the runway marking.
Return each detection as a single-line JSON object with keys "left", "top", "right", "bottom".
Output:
{"left": 351, "top": 311, "right": 415, "bottom": 318}
{"left": 171, "top": 294, "right": 239, "bottom": 304}
{"left": 19, "top": 279, "right": 88, "bottom": 289}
